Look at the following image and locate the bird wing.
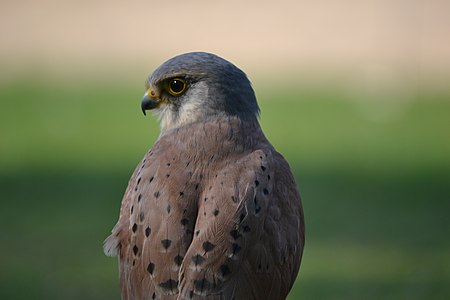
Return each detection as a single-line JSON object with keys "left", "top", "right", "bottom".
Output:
{"left": 178, "top": 148, "right": 304, "bottom": 300}
{"left": 105, "top": 133, "right": 207, "bottom": 300}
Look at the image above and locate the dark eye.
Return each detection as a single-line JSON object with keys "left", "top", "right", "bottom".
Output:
{"left": 167, "top": 78, "right": 187, "bottom": 96}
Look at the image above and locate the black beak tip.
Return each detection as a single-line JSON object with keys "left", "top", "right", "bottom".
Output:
{"left": 141, "top": 97, "right": 149, "bottom": 116}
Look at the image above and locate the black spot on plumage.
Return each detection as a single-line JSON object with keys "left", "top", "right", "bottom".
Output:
{"left": 179, "top": 191, "right": 184, "bottom": 196}
{"left": 132, "top": 259, "right": 135, "bottom": 266}
{"left": 186, "top": 161, "right": 191, "bottom": 167}
{"left": 152, "top": 292, "right": 156, "bottom": 299}
{"left": 161, "top": 239, "right": 172, "bottom": 249}
{"left": 202, "top": 241, "right": 215, "bottom": 252}
{"left": 255, "top": 180, "right": 260, "bottom": 186}
{"left": 180, "top": 218, "right": 189, "bottom": 226}
{"left": 166, "top": 205, "right": 171, "bottom": 213}
{"left": 167, "top": 163, "right": 171, "bottom": 166}
{"left": 267, "top": 174, "right": 271, "bottom": 180}
{"left": 134, "top": 178, "right": 141, "bottom": 191}
{"left": 194, "top": 279, "right": 214, "bottom": 292}
{"left": 261, "top": 165, "right": 266, "bottom": 171}
{"left": 213, "top": 209, "right": 219, "bottom": 216}
{"left": 149, "top": 176, "right": 154, "bottom": 183}
{"left": 145, "top": 226, "right": 151, "bottom": 237}
{"left": 130, "top": 205, "right": 134, "bottom": 214}
{"left": 254, "top": 196, "right": 261, "bottom": 214}
{"left": 230, "top": 229, "right": 242, "bottom": 240}
{"left": 195, "top": 184, "right": 199, "bottom": 190}
{"left": 138, "top": 194, "right": 142, "bottom": 202}
{"left": 231, "top": 196, "right": 237, "bottom": 203}
{"left": 154, "top": 191, "right": 160, "bottom": 198}
{"left": 220, "top": 264, "right": 231, "bottom": 277}
{"left": 209, "top": 186, "right": 212, "bottom": 190}
{"left": 231, "top": 243, "right": 241, "bottom": 255}
{"left": 159, "top": 279, "right": 178, "bottom": 291}
{"left": 192, "top": 254, "right": 205, "bottom": 265}
{"left": 139, "top": 211, "right": 145, "bottom": 222}
{"left": 174, "top": 255, "right": 183, "bottom": 266}
{"left": 166, "top": 174, "right": 170, "bottom": 178}
{"left": 263, "top": 188, "right": 269, "bottom": 195}
{"left": 195, "top": 230, "right": 200, "bottom": 236}
{"left": 132, "top": 223, "right": 137, "bottom": 233}
{"left": 204, "top": 197, "right": 208, "bottom": 202}
{"left": 133, "top": 245, "right": 138, "bottom": 256}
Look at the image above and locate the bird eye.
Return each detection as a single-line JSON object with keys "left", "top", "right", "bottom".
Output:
{"left": 167, "top": 78, "right": 187, "bottom": 96}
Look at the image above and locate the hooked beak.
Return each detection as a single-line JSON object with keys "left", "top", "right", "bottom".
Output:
{"left": 141, "top": 89, "right": 160, "bottom": 115}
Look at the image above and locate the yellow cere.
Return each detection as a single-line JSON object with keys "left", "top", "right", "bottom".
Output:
{"left": 147, "top": 88, "right": 156, "bottom": 98}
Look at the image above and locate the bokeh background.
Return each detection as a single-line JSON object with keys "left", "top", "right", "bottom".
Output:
{"left": 1, "top": 0, "right": 449, "bottom": 299}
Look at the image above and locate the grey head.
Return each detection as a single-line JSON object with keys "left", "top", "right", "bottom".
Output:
{"left": 141, "top": 52, "right": 260, "bottom": 132}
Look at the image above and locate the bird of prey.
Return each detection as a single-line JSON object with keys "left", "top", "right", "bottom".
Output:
{"left": 104, "top": 52, "right": 305, "bottom": 300}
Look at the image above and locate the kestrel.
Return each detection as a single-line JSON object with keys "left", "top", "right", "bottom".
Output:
{"left": 104, "top": 52, "right": 305, "bottom": 300}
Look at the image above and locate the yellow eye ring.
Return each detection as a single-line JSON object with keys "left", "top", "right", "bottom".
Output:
{"left": 167, "top": 78, "right": 187, "bottom": 96}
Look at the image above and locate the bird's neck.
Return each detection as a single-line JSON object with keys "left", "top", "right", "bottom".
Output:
{"left": 157, "top": 116, "right": 267, "bottom": 159}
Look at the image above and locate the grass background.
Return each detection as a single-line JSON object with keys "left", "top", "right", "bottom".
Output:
{"left": 0, "top": 77, "right": 449, "bottom": 299}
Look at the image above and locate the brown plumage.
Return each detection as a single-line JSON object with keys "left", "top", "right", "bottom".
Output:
{"left": 104, "top": 52, "right": 304, "bottom": 300}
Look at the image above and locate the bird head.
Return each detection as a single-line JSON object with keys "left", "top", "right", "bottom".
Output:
{"left": 141, "top": 52, "right": 260, "bottom": 132}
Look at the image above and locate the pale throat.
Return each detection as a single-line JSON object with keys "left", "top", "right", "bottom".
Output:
{"left": 157, "top": 100, "right": 207, "bottom": 133}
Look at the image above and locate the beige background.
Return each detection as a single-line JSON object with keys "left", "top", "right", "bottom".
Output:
{"left": 1, "top": 0, "right": 449, "bottom": 87}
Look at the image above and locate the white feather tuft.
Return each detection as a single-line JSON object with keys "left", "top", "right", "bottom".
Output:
{"left": 103, "top": 234, "right": 120, "bottom": 257}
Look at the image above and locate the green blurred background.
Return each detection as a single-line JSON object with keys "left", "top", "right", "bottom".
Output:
{"left": 1, "top": 1, "right": 449, "bottom": 299}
